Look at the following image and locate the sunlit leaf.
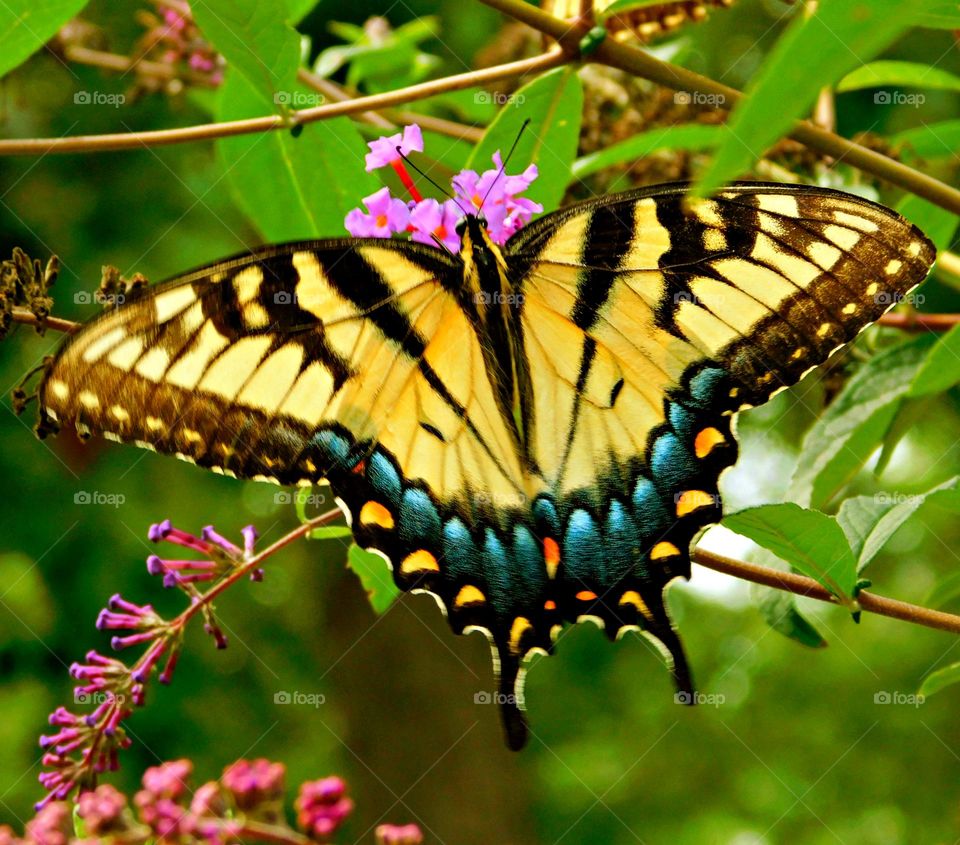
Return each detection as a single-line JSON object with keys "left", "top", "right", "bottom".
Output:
{"left": 751, "top": 561, "right": 828, "bottom": 649}
{"left": 836, "top": 477, "right": 960, "bottom": 574}
{"left": 892, "top": 120, "right": 960, "bottom": 158}
{"left": 467, "top": 67, "right": 583, "bottom": 214}
{"left": 725, "top": 503, "right": 857, "bottom": 601}
{"left": 919, "top": 662, "right": 960, "bottom": 698}
{"left": 218, "top": 72, "right": 378, "bottom": 240}
{"left": 789, "top": 337, "right": 936, "bottom": 509}
{"left": 192, "top": 0, "right": 300, "bottom": 110}
{"left": 838, "top": 60, "right": 960, "bottom": 94}
{"left": 695, "top": 0, "right": 929, "bottom": 197}
{"left": 571, "top": 124, "right": 724, "bottom": 181}
{"left": 0, "top": 0, "right": 90, "bottom": 79}
{"left": 348, "top": 544, "right": 400, "bottom": 615}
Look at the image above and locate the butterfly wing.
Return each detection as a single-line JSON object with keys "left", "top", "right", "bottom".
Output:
{"left": 506, "top": 180, "right": 935, "bottom": 708}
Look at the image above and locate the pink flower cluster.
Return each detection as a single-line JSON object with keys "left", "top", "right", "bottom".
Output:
{"left": 345, "top": 124, "right": 543, "bottom": 253}
{"left": 9, "top": 760, "right": 420, "bottom": 845}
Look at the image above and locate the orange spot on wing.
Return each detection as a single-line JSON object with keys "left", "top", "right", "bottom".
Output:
{"left": 676, "top": 490, "right": 716, "bottom": 517}
{"left": 694, "top": 426, "right": 726, "bottom": 458}
{"left": 543, "top": 537, "right": 560, "bottom": 579}
{"left": 575, "top": 590, "right": 598, "bottom": 602}
{"left": 544, "top": 599, "right": 557, "bottom": 611}
{"left": 399, "top": 549, "right": 439, "bottom": 576}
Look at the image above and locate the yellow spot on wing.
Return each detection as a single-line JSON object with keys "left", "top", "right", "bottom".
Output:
{"left": 454, "top": 584, "right": 485, "bottom": 608}
{"left": 757, "top": 193, "right": 799, "bottom": 217}
{"left": 78, "top": 390, "right": 100, "bottom": 409}
{"left": 650, "top": 541, "right": 681, "bottom": 560}
{"left": 400, "top": 549, "right": 439, "bottom": 576}
{"left": 107, "top": 337, "right": 145, "bottom": 371}
{"left": 135, "top": 347, "right": 171, "bottom": 382}
{"left": 508, "top": 616, "right": 533, "bottom": 655}
{"left": 154, "top": 286, "right": 197, "bottom": 322}
{"left": 619, "top": 590, "right": 653, "bottom": 620}
{"left": 359, "top": 501, "right": 394, "bottom": 529}
{"left": 49, "top": 380, "right": 69, "bottom": 400}
{"left": 808, "top": 241, "right": 842, "bottom": 270}
{"left": 841, "top": 303, "right": 858, "bottom": 316}
{"left": 81, "top": 326, "right": 126, "bottom": 364}
{"left": 885, "top": 259, "right": 903, "bottom": 275}
{"left": 232, "top": 266, "right": 264, "bottom": 303}
{"left": 833, "top": 210, "right": 878, "bottom": 233}
{"left": 822, "top": 224, "right": 860, "bottom": 251}
{"left": 619, "top": 198, "right": 671, "bottom": 270}
{"left": 676, "top": 490, "right": 715, "bottom": 517}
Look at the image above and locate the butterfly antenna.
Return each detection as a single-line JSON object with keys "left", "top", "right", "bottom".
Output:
{"left": 479, "top": 118, "right": 531, "bottom": 212}
{"left": 396, "top": 146, "right": 471, "bottom": 218}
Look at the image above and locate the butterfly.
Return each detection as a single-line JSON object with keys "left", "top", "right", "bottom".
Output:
{"left": 36, "top": 181, "right": 935, "bottom": 749}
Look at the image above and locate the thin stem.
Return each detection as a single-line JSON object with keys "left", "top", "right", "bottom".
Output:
{"left": 877, "top": 312, "right": 960, "bottom": 332}
{"left": 11, "top": 308, "right": 80, "bottom": 334}
{"left": 693, "top": 547, "right": 960, "bottom": 635}
{"left": 0, "top": 50, "right": 566, "bottom": 156}
{"left": 476, "top": 0, "right": 960, "bottom": 217}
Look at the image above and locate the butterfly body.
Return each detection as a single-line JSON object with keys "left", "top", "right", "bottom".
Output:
{"left": 36, "top": 182, "right": 935, "bottom": 748}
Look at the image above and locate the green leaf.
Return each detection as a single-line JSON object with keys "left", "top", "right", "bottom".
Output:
{"left": 0, "top": 554, "right": 54, "bottom": 642}
{"left": 919, "top": 662, "right": 960, "bottom": 698}
{"left": 892, "top": 120, "right": 960, "bottom": 159}
{"left": 694, "top": 0, "right": 928, "bottom": 198}
{"left": 908, "top": 324, "right": 960, "bottom": 398}
{"left": 571, "top": 124, "right": 725, "bottom": 181}
{"left": 600, "top": 0, "right": 673, "bottom": 17}
{"left": 287, "top": 0, "right": 318, "bottom": 23}
{"left": 348, "top": 544, "right": 400, "bottom": 615}
{"left": 923, "top": 571, "right": 960, "bottom": 610}
{"left": 896, "top": 192, "right": 958, "bottom": 253}
{"left": 308, "top": 525, "right": 353, "bottom": 540}
{"left": 0, "top": 0, "right": 90, "bottom": 79}
{"left": 752, "top": 576, "right": 828, "bottom": 649}
{"left": 837, "top": 477, "right": 960, "bottom": 574}
{"left": 912, "top": 4, "right": 960, "bottom": 29}
{"left": 838, "top": 60, "right": 960, "bottom": 94}
{"left": 467, "top": 67, "right": 583, "bottom": 214}
{"left": 789, "top": 337, "right": 935, "bottom": 509}
{"left": 218, "top": 71, "right": 378, "bottom": 240}
{"left": 724, "top": 503, "right": 857, "bottom": 601}
{"left": 192, "top": 0, "right": 300, "bottom": 110}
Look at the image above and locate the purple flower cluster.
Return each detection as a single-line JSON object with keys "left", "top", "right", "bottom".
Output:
{"left": 38, "top": 521, "right": 261, "bottom": 807}
{"left": 150, "top": 3, "right": 224, "bottom": 86}
{"left": 344, "top": 124, "right": 543, "bottom": 252}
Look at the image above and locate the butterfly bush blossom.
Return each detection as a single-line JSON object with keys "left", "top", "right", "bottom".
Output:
{"left": 345, "top": 124, "right": 543, "bottom": 251}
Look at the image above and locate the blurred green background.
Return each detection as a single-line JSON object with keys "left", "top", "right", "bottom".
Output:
{"left": 2, "top": 1, "right": 960, "bottom": 843}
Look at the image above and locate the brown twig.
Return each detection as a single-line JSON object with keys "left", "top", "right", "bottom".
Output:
{"left": 693, "top": 547, "right": 960, "bottom": 635}
{"left": 0, "top": 50, "right": 566, "bottom": 156}
{"left": 877, "top": 312, "right": 960, "bottom": 332}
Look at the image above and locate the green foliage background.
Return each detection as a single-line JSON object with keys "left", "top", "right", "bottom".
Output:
{"left": 1, "top": 1, "right": 960, "bottom": 843}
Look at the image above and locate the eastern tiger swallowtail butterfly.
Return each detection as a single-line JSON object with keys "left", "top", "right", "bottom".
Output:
{"left": 35, "top": 181, "right": 935, "bottom": 749}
